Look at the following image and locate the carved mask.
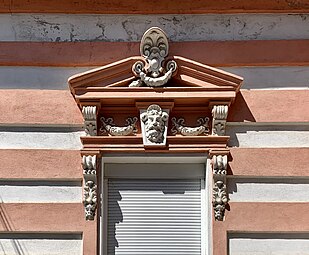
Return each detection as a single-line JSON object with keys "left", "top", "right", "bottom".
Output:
{"left": 141, "top": 105, "right": 169, "bottom": 143}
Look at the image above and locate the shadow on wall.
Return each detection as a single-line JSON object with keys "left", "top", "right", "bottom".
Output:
{"left": 228, "top": 92, "right": 256, "bottom": 123}
{"left": 0, "top": 197, "right": 28, "bottom": 255}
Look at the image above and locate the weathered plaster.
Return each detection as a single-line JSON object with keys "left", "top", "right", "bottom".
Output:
{"left": 0, "top": 14, "right": 308, "bottom": 42}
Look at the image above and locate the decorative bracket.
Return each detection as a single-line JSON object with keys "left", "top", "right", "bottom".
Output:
{"left": 82, "top": 106, "right": 97, "bottom": 136}
{"left": 100, "top": 117, "right": 138, "bottom": 136}
{"left": 212, "top": 154, "right": 228, "bottom": 221}
{"left": 212, "top": 105, "right": 228, "bottom": 136}
{"left": 82, "top": 155, "right": 97, "bottom": 220}
{"left": 171, "top": 117, "right": 209, "bottom": 136}
{"left": 140, "top": 104, "right": 169, "bottom": 146}
{"left": 129, "top": 27, "right": 177, "bottom": 87}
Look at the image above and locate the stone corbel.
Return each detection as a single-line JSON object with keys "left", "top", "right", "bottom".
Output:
{"left": 212, "top": 105, "right": 228, "bottom": 136}
{"left": 212, "top": 154, "right": 228, "bottom": 221}
{"left": 171, "top": 117, "right": 209, "bottom": 136}
{"left": 100, "top": 117, "right": 138, "bottom": 136}
{"left": 82, "top": 106, "right": 97, "bottom": 136}
{"left": 82, "top": 155, "right": 97, "bottom": 220}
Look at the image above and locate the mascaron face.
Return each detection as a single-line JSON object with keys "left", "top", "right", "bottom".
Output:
{"left": 145, "top": 111, "right": 166, "bottom": 143}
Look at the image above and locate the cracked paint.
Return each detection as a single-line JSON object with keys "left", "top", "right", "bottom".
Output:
{"left": 0, "top": 14, "right": 308, "bottom": 42}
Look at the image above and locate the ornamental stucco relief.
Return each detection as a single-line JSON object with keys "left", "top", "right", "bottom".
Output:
{"left": 129, "top": 27, "right": 177, "bottom": 87}
{"left": 212, "top": 154, "right": 228, "bottom": 221}
{"left": 140, "top": 104, "right": 169, "bottom": 146}
{"left": 100, "top": 117, "right": 138, "bottom": 136}
{"left": 82, "top": 106, "right": 97, "bottom": 136}
{"left": 68, "top": 26, "right": 244, "bottom": 224}
{"left": 212, "top": 105, "right": 228, "bottom": 136}
{"left": 82, "top": 155, "right": 97, "bottom": 220}
{"left": 171, "top": 117, "right": 210, "bottom": 136}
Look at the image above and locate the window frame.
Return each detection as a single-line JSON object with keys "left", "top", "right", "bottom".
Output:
{"left": 100, "top": 155, "right": 213, "bottom": 255}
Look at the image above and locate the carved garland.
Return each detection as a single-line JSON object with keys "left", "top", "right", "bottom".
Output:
{"left": 171, "top": 117, "right": 209, "bottom": 136}
{"left": 82, "top": 155, "right": 97, "bottom": 220}
{"left": 100, "top": 117, "right": 138, "bottom": 136}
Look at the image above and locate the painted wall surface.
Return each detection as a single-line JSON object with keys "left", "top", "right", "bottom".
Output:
{"left": 0, "top": 5, "right": 308, "bottom": 255}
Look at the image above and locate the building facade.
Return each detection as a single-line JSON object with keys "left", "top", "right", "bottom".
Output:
{"left": 0, "top": 1, "right": 309, "bottom": 255}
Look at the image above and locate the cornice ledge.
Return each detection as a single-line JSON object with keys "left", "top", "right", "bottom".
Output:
{"left": 68, "top": 56, "right": 144, "bottom": 92}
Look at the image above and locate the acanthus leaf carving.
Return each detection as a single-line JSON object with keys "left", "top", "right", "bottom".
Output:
{"left": 212, "top": 105, "right": 228, "bottom": 136}
{"left": 129, "top": 27, "right": 177, "bottom": 87}
{"left": 82, "top": 155, "right": 97, "bottom": 221}
{"left": 171, "top": 117, "right": 209, "bottom": 136}
{"left": 212, "top": 154, "right": 228, "bottom": 221}
{"left": 213, "top": 180, "right": 228, "bottom": 221}
{"left": 100, "top": 117, "right": 138, "bottom": 136}
{"left": 82, "top": 106, "right": 97, "bottom": 136}
{"left": 84, "top": 180, "right": 97, "bottom": 221}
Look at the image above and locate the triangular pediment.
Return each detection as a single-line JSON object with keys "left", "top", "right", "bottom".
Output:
{"left": 68, "top": 55, "right": 243, "bottom": 94}
{"left": 68, "top": 27, "right": 243, "bottom": 107}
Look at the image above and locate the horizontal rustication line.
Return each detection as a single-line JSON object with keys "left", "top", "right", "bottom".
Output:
{"left": 0, "top": 40, "right": 309, "bottom": 67}
{"left": 0, "top": 149, "right": 82, "bottom": 180}
{"left": 1, "top": 1, "right": 309, "bottom": 14}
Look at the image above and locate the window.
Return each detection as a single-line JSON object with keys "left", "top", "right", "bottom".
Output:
{"left": 101, "top": 156, "right": 212, "bottom": 255}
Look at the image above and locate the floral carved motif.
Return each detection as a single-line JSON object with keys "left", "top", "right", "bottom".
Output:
{"left": 171, "top": 117, "right": 209, "bottom": 136}
{"left": 82, "top": 106, "right": 97, "bottom": 136}
{"left": 100, "top": 117, "right": 138, "bottom": 136}
{"left": 84, "top": 180, "right": 97, "bottom": 221}
{"left": 212, "top": 154, "right": 228, "bottom": 221}
{"left": 212, "top": 105, "right": 228, "bottom": 136}
{"left": 82, "top": 155, "right": 97, "bottom": 220}
{"left": 129, "top": 27, "right": 177, "bottom": 87}
{"left": 140, "top": 104, "right": 169, "bottom": 145}
{"left": 213, "top": 180, "right": 228, "bottom": 221}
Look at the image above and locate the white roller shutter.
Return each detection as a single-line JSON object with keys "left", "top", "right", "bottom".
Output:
{"left": 108, "top": 179, "right": 201, "bottom": 255}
